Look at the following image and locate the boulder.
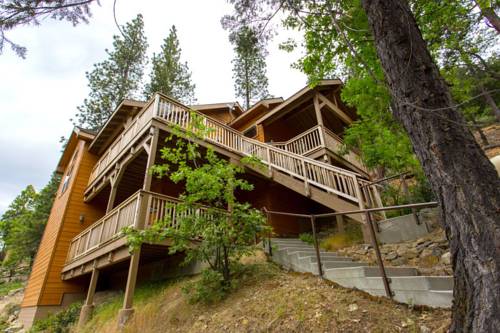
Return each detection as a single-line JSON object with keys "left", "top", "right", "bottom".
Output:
{"left": 441, "top": 252, "right": 451, "bottom": 265}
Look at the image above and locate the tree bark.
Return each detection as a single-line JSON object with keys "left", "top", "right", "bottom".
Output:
{"left": 475, "top": 0, "right": 500, "bottom": 33}
{"left": 361, "top": 1, "right": 500, "bottom": 332}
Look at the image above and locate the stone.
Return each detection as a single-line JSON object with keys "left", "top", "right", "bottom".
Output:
{"left": 386, "top": 252, "right": 398, "bottom": 260}
{"left": 392, "top": 257, "right": 408, "bottom": 266}
{"left": 404, "top": 249, "right": 418, "bottom": 260}
{"left": 348, "top": 303, "right": 358, "bottom": 312}
{"left": 441, "top": 252, "right": 451, "bottom": 265}
{"left": 431, "top": 247, "right": 444, "bottom": 257}
{"left": 420, "top": 325, "right": 431, "bottom": 333}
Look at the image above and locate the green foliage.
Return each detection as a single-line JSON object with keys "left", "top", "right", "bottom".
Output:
{"left": 183, "top": 260, "right": 279, "bottom": 304}
{"left": 30, "top": 302, "right": 82, "bottom": 333}
{"left": 229, "top": 25, "right": 269, "bottom": 109}
{"left": 298, "top": 233, "right": 314, "bottom": 245}
{"left": 320, "top": 223, "right": 363, "bottom": 251}
{"left": 73, "top": 14, "right": 148, "bottom": 130}
{"left": 0, "top": 280, "right": 23, "bottom": 296}
{"left": 0, "top": 172, "right": 60, "bottom": 268}
{"left": 125, "top": 112, "right": 269, "bottom": 288}
{"left": 182, "top": 268, "right": 229, "bottom": 304}
{"left": 144, "top": 25, "right": 196, "bottom": 104}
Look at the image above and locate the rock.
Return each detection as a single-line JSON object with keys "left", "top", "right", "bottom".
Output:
{"left": 404, "top": 249, "right": 418, "bottom": 260}
{"left": 431, "top": 247, "right": 444, "bottom": 257}
{"left": 386, "top": 252, "right": 398, "bottom": 260}
{"left": 441, "top": 252, "right": 451, "bottom": 265}
{"left": 392, "top": 257, "right": 408, "bottom": 266}
{"left": 420, "top": 248, "right": 433, "bottom": 258}
{"left": 420, "top": 325, "right": 431, "bottom": 333}
{"left": 348, "top": 303, "right": 358, "bottom": 312}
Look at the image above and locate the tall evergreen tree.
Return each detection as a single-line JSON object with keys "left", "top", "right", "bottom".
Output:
{"left": 144, "top": 25, "right": 196, "bottom": 104}
{"left": 0, "top": 172, "right": 60, "bottom": 267}
{"left": 73, "top": 14, "right": 148, "bottom": 131}
{"left": 230, "top": 26, "right": 269, "bottom": 109}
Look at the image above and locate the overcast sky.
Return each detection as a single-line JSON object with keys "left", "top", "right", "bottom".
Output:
{"left": 0, "top": 1, "right": 307, "bottom": 214}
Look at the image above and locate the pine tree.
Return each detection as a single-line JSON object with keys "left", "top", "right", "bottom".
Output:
{"left": 230, "top": 26, "right": 269, "bottom": 109}
{"left": 144, "top": 25, "right": 196, "bottom": 104}
{"left": 73, "top": 14, "right": 148, "bottom": 131}
{"left": 0, "top": 173, "right": 60, "bottom": 267}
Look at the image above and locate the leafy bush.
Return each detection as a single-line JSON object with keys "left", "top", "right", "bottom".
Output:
{"left": 320, "top": 223, "right": 363, "bottom": 251}
{"left": 30, "top": 302, "right": 81, "bottom": 333}
{"left": 182, "top": 268, "right": 230, "bottom": 304}
{"left": 183, "top": 259, "right": 279, "bottom": 304}
{"left": 0, "top": 280, "right": 23, "bottom": 296}
{"left": 298, "top": 233, "right": 314, "bottom": 245}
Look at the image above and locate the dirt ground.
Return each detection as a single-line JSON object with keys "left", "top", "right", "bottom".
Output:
{"left": 84, "top": 251, "right": 451, "bottom": 333}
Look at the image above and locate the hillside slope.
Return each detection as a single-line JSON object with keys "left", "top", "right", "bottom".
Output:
{"left": 77, "top": 251, "right": 450, "bottom": 333}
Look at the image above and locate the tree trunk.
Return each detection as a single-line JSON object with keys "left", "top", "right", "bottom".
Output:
{"left": 480, "top": 83, "right": 500, "bottom": 121}
{"left": 361, "top": 1, "right": 500, "bottom": 332}
{"left": 475, "top": 0, "right": 500, "bottom": 33}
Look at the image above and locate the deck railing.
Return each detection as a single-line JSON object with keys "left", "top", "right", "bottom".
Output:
{"left": 65, "top": 190, "right": 221, "bottom": 263}
{"left": 271, "top": 125, "right": 365, "bottom": 172}
{"left": 322, "top": 127, "right": 365, "bottom": 172}
{"left": 87, "top": 102, "right": 157, "bottom": 186}
{"left": 272, "top": 126, "right": 324, "bottom": 155}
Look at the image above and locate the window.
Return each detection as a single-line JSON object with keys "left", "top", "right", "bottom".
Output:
{"left": 60, "top": 149, "right": 78, "bottom": 195}
{"left": 243, "top": 126, "right": 257, "bottom": 138}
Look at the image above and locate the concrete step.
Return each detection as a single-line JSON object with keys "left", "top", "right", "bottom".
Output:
{"left": 330, "top": 275, "right": 453, "bottom": 308}
{"left": 275, "top": 245, "right": 316, "bottom": 252}
{"left": 322, "top": 260, "right": 369, "bottom": 269}
{"left": 325, "top": 266, "right": 419, "bottom": 279}
{"left": 268, "top": 238, "right": 453, "bottom": 308}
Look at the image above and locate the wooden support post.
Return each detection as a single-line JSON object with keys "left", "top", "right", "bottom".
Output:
{"left": 78, "top": 267, "right": 99, "bottom": 327}
{"left": 313, "top": 93, "right": 324, "bottom": 127}
{"left": 143, "top": 127, "right": 159, "bottom": 191}
{"left": 107, "top": 178, "right": 118, "bottom": 213}
{"left": 336, "top": 214, "right": 345, "bottom": 233}
{"left": 353, "top": 176, "right": 371, "bottom": 243}
{"left": 118, "top": 247, "right": 141, "bottom": 328}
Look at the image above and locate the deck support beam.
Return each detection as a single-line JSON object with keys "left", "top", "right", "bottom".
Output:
{"left": 313, "top": 93, "right": 324, "bottom": 127}
{"left": 143, "top": 127, "right": 159, "bottom": 191}
{"left": 78, "top": 267, "right": 99, "bottom": 327}
{"left": 118, "top": 247, "right": 141, "bottom": 328}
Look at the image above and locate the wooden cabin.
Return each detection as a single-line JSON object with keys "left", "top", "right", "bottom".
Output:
{"left": 20, "top": 80, "right": 382, "bottom": 328}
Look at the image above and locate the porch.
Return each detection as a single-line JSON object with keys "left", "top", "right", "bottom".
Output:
{"left": 62, "top": 190, "right": 209, "bottom": 280}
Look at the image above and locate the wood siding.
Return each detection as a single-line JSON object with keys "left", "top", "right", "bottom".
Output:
{"left": 22, "top": 140, "right": 105, "bottom": 307}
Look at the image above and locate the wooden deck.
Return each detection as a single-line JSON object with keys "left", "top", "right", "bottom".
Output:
{"left": 85, "top": 93, "right": 381, "bottom": 212}
{"left": 62, "top": 190, "right": 216, "bottom": 279}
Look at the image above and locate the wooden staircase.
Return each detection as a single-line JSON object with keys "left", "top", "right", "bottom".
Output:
{"left": 153, "top": 95, "right": 382, "bottom": 221}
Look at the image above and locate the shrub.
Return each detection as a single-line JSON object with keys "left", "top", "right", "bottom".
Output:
{"left": 30, "top": 302, "right": 82, "bottom": 333}
{"left": 320, "top": 223, "right": 363, "bottom": 251}
{"left": 299, "top": 233, "right": 314, "bottom": 245}
{"left": 182, "top": 268, "right": 230, "bottom": 304}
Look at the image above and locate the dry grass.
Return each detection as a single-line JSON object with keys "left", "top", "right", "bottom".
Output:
{"left": 76, "top": 251, "right": 451, "bottom": 333}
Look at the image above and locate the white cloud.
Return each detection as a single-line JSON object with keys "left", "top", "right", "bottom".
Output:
{"left": 0, "top": 0, "right": 306, "bottom": 214}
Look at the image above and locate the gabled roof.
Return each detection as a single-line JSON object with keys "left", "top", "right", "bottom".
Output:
{"left": 56, "top": 127, "right": 95, "bottom": 174}
{"left": 190, "top": 102, "right": 244, "bottom": 116}
{"left": 88, "top": 99, "right": 146, "bottom": 154}
{"left": 256, "top": 79, "right": 343, "bottom": 125}
{"left": 229, "top": 97, "right": 284, "bottom": 127}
